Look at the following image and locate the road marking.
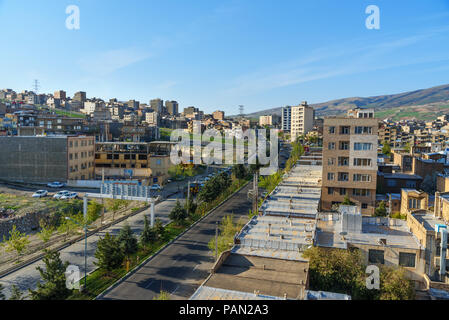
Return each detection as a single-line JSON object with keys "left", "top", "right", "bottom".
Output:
{"left": 192, "top": 264, "right": 199, "bottom": 271}
{"left": 171, "top": 285, "right": 180, "bottom": 295}
{"left": 145, "top": 280, "right": 154, "bottom": 289}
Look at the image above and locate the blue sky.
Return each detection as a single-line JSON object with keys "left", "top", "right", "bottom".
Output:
{"left": 0, "top": 0, "right": 449, "bottom": 114}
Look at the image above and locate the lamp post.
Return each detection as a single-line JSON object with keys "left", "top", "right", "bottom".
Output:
{"left": 65, "top": 196, "right": 89, "bottom": 291}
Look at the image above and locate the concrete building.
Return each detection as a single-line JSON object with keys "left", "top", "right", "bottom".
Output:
{"left": 259, "top": 114, "right": 281, "bottom": 127}
{"left": 212, "top": 110, "right": 225, "bottom": 121}
{"left": 150, "top": 99, "right": 163, "bottom": 113}
{"left": 0, "top": 135, "right": 95, "bottom": 183}
{"left": 128, "top": 100, "right": 140, "bottom": 110}
{"left": 54, "top": 90, "right": 66, "bottom": 101}
{"left": 282, "top": 106, "right": 292, "bottom": 133}
{"left": 321, "top": 108, "right": 378, "bottom": 215}
{"left": 290, "top": 102, "right": 314, "bottom": 142}
{"left": 73, "top": 91, "right": 87, "bottom": 102}
{"left": 165, "top": 100, "right": 178, "bottom": 116}
{"left": 145, "top": 111, "right": 160, "bottom": 126}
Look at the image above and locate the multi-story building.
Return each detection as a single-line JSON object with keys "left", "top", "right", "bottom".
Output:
{"left": 259, "top": 114, "right": 281, "bottom": 127}
{"left": 145, "top": 111, "right": 160, "bottom": 126}
{"left": 212, "top": 110, "right": 225, "bottom": 121}
{"left": 54, "top": 90, "right": 66, "bottom": 101}
{"left": 128, "top": 100, "right": 140, "bottom": 110}
{"left": 165, "top": 100, "right": 179, "bottom": 116}
{"left": 321, "top": 108, "right": 378, "bottom": 215}
{"left": 73, "top": 91, "right": 87, "bottom": 102}
{"left": 150, "top": 99, "right": 164, "bottom": 113}
{"left": 290, "top": 101, "right": 314, "bottom": 142}
{"left": 282, "top": 106, "right": 292, "bottom": 133}
{"left": 0, "top": 135, "right": 95, "bottom": 182}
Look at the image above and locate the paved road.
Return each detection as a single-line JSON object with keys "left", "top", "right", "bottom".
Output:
{"left": 0, "top": 169, "right": 222, "bottom": 299}
{"left": 98, "top": 183, "right": 252, "bottom": 300}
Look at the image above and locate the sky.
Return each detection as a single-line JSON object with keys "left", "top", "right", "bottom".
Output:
{"left": 0, "top": 0, "right": 449, "bottom": 114}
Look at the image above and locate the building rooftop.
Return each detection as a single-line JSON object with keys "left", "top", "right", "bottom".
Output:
{"left": 190, "top": 286, "right": 286, "bottom": 300}
{"left": 412, "top": 213, "right": 445, "bottom": 231}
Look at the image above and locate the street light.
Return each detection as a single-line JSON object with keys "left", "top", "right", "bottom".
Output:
{"left": 65, "top": 196, "right": 89, "bottom": 292}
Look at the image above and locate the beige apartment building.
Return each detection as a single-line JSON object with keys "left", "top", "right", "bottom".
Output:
{"left": 259, "top": 114, "right": 280, "bottom": 127}
{"left": 321, "top": 108, "right": 378, "bottom": 215}
{"left": 290, "top": 101, "right": 314, "bottom": 142}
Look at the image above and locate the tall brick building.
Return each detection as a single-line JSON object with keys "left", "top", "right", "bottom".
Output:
{"left": 321, "top": 108, "right": 378, "bottom": 215}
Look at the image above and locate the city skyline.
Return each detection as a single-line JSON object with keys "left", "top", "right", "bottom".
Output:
{"left": 1, "top": 0, "right": 449, "bottom": 114}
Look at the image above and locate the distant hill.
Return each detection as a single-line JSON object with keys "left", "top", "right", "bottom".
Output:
{"left": 242, "top": 83, "right": 449, "bottom": 119}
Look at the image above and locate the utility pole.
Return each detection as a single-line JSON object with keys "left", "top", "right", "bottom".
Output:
{"left": 252, "top": 170, "right": 259, "bottom": 215}
{"left": 83, "top": 196, "right": 88, "bottom": 291}
{"left": 215, "top": 221, "right": 219, "bottom": 261}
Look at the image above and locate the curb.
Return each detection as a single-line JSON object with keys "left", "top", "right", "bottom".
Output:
{"left": 95, "top": 180, "right": 251, "bottom": 300}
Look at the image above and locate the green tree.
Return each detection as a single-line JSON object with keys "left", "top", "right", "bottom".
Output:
{"left": 154, "top": 218, "right": 165, "bottom": 241}
{"left": 342, "top": 195, "right": 355, "bottom": 206}
{"left": 1, "top": 225, "right": 31, "bottom": 261}
{"left": 382, "top": 141, "right": 391, "bottom": 156}
{"left": 185, "top": 198, "right": 197, "bottom": 218}
{"left": 232, "top": 164, "right": 247, "bottom": 182}
{"left": 208, "top": 214, "right": 244, "bottom": 258}
{"left": 106, "top": 199, "right": 128, "bottom": 221}
{"left": 153, "top": 290, "right": 171, "bottom": 300}
{"left": 94, "top": 232, "right": 124, "bottom": 274}
{"left": 37, "top": 219, "right": 54, "bottom": 244}
{"left": 0, "top": 283, "right": 5, "bottom": 300}
{"left": 140, "top": 215, "right": 157, "bottom": 249}
{"left": 9, "top": 285, "right": 24, "bottom": 300}
{"left": 404, "top": 142, "right": 411, "bottom": 153}
{"left": 169, "top": 200, "right": 188, "bottom": 225}
{"left": 87, "top": 201, "right": 103, "bottom": 223}
{"left": 29, "top": 250, "right": 71, "bottom": 300}
{"left": 117, "top": 224, "right": 138, "bottom": 259}
{"left": 57, "top": 216, "right": 80, "bottom": 241}
{"left": 374, "top": 201, "right": 388, "bottom": 217}
{"left": 380, "top": 266, "right": 415, "bottom": 300}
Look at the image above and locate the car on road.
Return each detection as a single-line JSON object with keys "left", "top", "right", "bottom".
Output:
{"left": 32, "top": 190, "right": 48, "bottom": 198}
{"left": 47, "top": 182, "right": 65, "bottom": 188}
{"left": 53, "top": 190, "right": 70, "bottom": 199}
{"left": 150, "top": 184, "right": 163, "bottom": 191}
{"left": 166, "top": 179, "right": 173, "bottom": 183}
{"left": 60, "top": 192, "right": 78, "bottom": 200}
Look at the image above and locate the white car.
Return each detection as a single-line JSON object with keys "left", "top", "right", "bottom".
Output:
{"left": 53, "top": 190, "right": 70, "bottom": 199}
{"left": 47, "top": 182, "right": 65, "bottom": 188}
{"left": 61, "top": 192, "right": 78, "bottom": 200}
{"left": 32, "top": 190, "right": 48, "bottom": 198}
{"left": 150, "top": 184, "right": 163, "bottom": 191}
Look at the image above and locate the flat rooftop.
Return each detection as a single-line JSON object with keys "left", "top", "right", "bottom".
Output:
{"left": 413, "top": 213, "right": 445, "bottom": 231}
{"left": 316, "top": 217, "right": 422, "bottom": 250}
{"left": 202, "top": 253, "right": 308, "bottom": 300}
{"left": 190, "top": 286, "right": 286, "bottom": 300}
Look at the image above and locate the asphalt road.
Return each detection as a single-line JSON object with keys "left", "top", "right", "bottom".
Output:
{"left": 98, "top": 182, "right": 252, "bottom": 300}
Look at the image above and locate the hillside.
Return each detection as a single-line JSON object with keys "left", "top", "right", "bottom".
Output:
{"left": 243, "top": 83, "right": 449, "bottom": 119}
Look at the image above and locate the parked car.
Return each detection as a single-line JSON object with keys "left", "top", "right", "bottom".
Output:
{"left": 53, "top": 190, "right": 70, "bottom": 199}
{"left": 32, "top": 190, "right": 48, "bottom": 198}
{"left": 150, "top": 184, "right": 163, "bottom": 191}
{"left": 60, "top": 192, "right": 78, "bottom": 200}
{"left": 47, "top": 182, "right": 65, "bottom": 188}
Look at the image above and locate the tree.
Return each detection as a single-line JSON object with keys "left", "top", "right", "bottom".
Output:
{"left": 153, "top": 290, "right": 171, "bottom": 300}
{"left": 38, "top": 219, "right": 54, "bottom": 244}
{"left": 382, "top": 141, "right": 391, "bottom": 156}
{"left": 57, "top": 217, "right": 79, "bottom": 241}
{"left": 341, "top": 195, "right": 355, "bottom": 206}
{"left": 154, "top": 218, "right": 165, "bottom": 241}
{"left": 117, "top": 224, "right": 138, "bottom": 259}
{"left": 87, "top": 201, "right": 103, "bottom": 223}
{"left": 0, "top": 283, "right": 5, "bottom": 300}
{"left": 404, "top": 142, "right": 411, "bottom": 153}
{"left": 94, "top": 232, "right": 124, "bottom": 274}
{"left": 380, "top": 266, "right": 415, "bottom": 300}
{"left": 9, "top": 285, "right": 24, "bottom": 300}
{"left": 29, "top": 250, "right": 71, "bottom": 300}
{"left": 208, "top": 214, "right": 244, "bottom": 258}
{"left": 232, "top": 164, "right": 247, "bottom": 182}
{"left": 1, "top": 225, "right": 31, "bottom": 261}
{"left": 374, "top": 201, "right": 388, "bottom": 217}
{"left": 140, "top": 215, "right": 157, "bottom": 249}
{"left": 185, "top": 198, "right": 197, "bottom": 218}
{"left": 106, "top": 199, "right": 128, "bottom": 221}
{"left": 169, "top": 200, "right": 188, "bottom": 225}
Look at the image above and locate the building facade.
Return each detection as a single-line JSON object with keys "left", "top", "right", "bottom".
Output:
{"left": 321, "top": 109, "right": 378, "bottom": 215}
{"left": 282, "top": 106, "right": 292, "bottom": 133}
{"left": 290, "top": 102, "right": 314, "bottom": 142}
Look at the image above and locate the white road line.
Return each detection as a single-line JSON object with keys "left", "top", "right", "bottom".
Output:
{"left": 171, "top": 285, "right": 180, "bottom": 295}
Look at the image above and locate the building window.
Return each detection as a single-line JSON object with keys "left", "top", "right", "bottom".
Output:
{"left": 387, "top": 180, "right": 397, "bottom": 187}
{"left": 361, "top": 203, "right": 368, "bottom": 209}
{"left": 368, "top": 249, "right": 385, "bottom": 264}
{"left": 328, "top": 158, "right": 335, "bottom": 166}
{"left": 339, "top": 141, "right": 349, "bottom": 150}
{"left": 409, "top": 199, "right": 421, "bottom": 209}
{"left": 354, "top": 126, "right": 373, "bottom": 134}
{"left": 328, "top": 142, "right": 336, "bottom": 150}
{"left": 328, "top": 187, "right": 334, "bottom": 195}
{"left": 353, "top": 158, "right": 372, "bottom": 167}
{"left": 353, "top": 189, "right": 370, "bottom": 196}
{"left": 399, "top": 252, "right": 416, "bottom": 268}
{"left": 339, "top": 188, "right": 347, "bottom": 196}
{"left": 354, "top": 143, "right": 373, "bottom": 151}
{"left": 338, "top": 172, "right": 349, "bottom": 182}
{"left": 327, "top": 173, "right": 335, "bottom": 181}
{"left": 328, "top": 126, "right": 335, "bottom": 134}
{"left": 353, "top": 174, "right": 371, "bottom": 182}
{"left": 107, "top": 154, "right": 113, "bottom": 160}
{"left": 340, "top": 126, "right": 350, "bottom": 134}
{"left": 338, "top": 157, "right": 349, "bottom": 166}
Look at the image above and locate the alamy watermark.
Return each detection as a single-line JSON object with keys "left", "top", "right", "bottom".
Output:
{"left": 65, "top": 265, "right": 81, "bottom": 290}
{"left": 170, "top": 121, "right": 279, "bottom": 176}
{"left": 66, "top": 5, "right": 80, "bottom": 30}
{"left": 365, "top": 5, "right": 380, "bottom": 30}
{"left": 366, "top": 265, "right": 380, "bottom": 290}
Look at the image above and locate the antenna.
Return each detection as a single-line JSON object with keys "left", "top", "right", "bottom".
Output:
{"left": 32, "top": 79, "right": 40, "bottom": 94}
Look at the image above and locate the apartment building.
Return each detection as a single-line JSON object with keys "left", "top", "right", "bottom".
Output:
{"left": 290, "top": 101, "right": 314, "bottom": 142}
{"left": 150, "top": 99, "right": 163, "bottom": 113}
{"left": 0, "top": 135, "right": 95, "bottom": 182}
{"left": 282, "top": 105, "right": 292, "bottom": 132}
{"left": 212, "top": 110, "right": 225, "bottom": 121}
{"left": 73, "top": 91, "right": 87, "bottom": 102}
{"left": 259, "top": 114, "right": 280, "bottom": 127}
{"left": 54, "top": 90, "right": 66, "bottom": 101}
{"left": 165, "top": 100, "right": 179, "bottom": 116}
{"left": 321, "top": 108, "right": 378, "bottom": 215}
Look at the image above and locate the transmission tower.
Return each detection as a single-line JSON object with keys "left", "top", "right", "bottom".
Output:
{"left": 239, "top": 105, "right": 245, "bottom": 117}
{"left": 32, "top": 79, "right": 40, "bottom": 94}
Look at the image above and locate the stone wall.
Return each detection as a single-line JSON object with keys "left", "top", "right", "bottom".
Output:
{"left": 0, "top": 210, "right": 49, "bottom": 240}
